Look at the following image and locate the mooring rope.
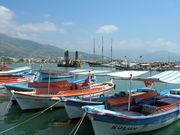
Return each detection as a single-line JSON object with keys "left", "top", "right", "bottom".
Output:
{"left": 5, "top": 92, "right": 14, "bottom": 112}
{"left": 69, "top": 112, "right": 87, "bottom": 135}
{"left": 0, "top": 100, "right": 60, "bottom": 135}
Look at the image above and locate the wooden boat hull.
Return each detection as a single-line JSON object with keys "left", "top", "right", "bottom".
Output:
{"left": 14, "top": 92, "right": 63, "bottom": 110}
{"left": 13, "top": 82, "right": 114, "bottom": 110}
{"left": 64, "top": 98, "right": 106, "bottom": 119}
{"left": 87, "top": 110, "right": 180, "bottom": 135}
{"left": 0, "top": 75, "right": 34, "bottom": 88}
{"left": 83, "top": 96, "right": 180, "bottom": 135}
{"left": 40, "top": 70, "right": 75, "bottom": 79}
{"left": 64, "top": 88, "right": 156, "bottom": 119}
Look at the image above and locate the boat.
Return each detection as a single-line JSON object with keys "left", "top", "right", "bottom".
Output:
{"left": 0, "top": 66, "right": 31, "bottom": 75}
{"left": 0, "top": 75, "right": 34, "bottom": 89}
{"left": 57, "top": 50, "right": 81, "bottom": 67}
{"left": 57, "top": 60, "right": 81, "bottom": 67}
{"left": 12, "top": 80, "right": 114, "bottom": 110}
{"left": 82, "top": 90, "right": 180, "bottom": 135}
{"left": 4, "top": 76, "right": 97, "bottom": 100}
{"left": 39, "top": 70, "right": 75, "bottom": 79}
{"left": 62, "top": 88, "right": 156, "bottom": 119}
{"left": 0, "top": 66, "right": 34, "bottom": 89}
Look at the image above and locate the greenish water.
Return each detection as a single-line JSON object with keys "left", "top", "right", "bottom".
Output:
{"left": 0, "top": 64, "right": 180, "bottom": 135}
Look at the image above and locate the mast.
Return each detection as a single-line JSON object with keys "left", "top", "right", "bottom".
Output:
{"left": 93, "top": 39, "right": 96, "bottom": 60}
{"left": 111, "top": 39, "right": 113, "bottom": 62}
{"left": 102, "top": 36, "right": 104, "bottom": 64}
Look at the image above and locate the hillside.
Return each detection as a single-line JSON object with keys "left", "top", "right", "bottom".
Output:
{"left": 0, "top": 34, "right": 65, "bottom": 58}
{"left": 0, "top": 34, "right": 106, "bottom": 61}
{"left": 142, "top": 51, "right": 180, "bottom": 62}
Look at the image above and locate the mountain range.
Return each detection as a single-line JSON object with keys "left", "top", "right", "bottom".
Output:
{"left": 0, "top": 33, "right": 104, "bottom": 61}
{"left": 0, "top": 33, "right": 180, "bottom": 62}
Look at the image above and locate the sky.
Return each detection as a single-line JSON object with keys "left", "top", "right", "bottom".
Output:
{"left": 0, "top": 0, "right": 180, "bottom": 59}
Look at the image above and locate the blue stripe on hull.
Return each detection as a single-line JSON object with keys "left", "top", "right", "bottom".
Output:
{"left": 92, "top": 109, "right": 179, "bottom": 125}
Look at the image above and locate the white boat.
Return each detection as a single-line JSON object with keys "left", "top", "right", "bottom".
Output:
{"left": 0, "top": 66, "right": 31, "bottom": 75}
{"left": 13, "top": 81, "right": 114, "bottom": 110}
{"left": 0, "top": 74, "right": 35, "bottom": 89}
{"left": 82, "top": 71, "right": 180, "bottom": 135}
{"left": 82, "top": 92, "right": 180, "bottom": 135}
{"left": 63, "top": 88, "right": 155, "bottom": 119}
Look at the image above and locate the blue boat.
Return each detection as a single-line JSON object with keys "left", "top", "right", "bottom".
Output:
{"left": 82, "top": 90, "right": 180, "bottom": 135}
{"left": 39, "top": 70, "right": 75, "bottom": 79}
{"left": 62, "top": 88, "right": 157, "bottom": 119}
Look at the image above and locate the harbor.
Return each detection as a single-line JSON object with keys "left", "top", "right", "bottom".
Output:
{"left": 0, "top": 63, "right": 180, "bottom": 135}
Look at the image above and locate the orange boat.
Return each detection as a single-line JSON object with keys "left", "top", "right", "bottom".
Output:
{"left": 0, "top": 75, "right": 34, "bottom": 88}
{"left": 13, "top": 81, "right": 114, "bottom": 110}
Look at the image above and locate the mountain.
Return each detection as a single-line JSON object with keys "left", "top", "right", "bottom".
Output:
{"left": 0, "top": 34, "right": 65, "bottom": 58}
{"left": 141, "top": 51, "right": 180, "bottom": 62}
{"left": 0, "top": 33, "right": 105, "bottom": 61}
{"left": 111, "top": 47, "right": 180, "bottom": 62}
{"left": 1, "top": 33, "right": 178, "bottom": 62}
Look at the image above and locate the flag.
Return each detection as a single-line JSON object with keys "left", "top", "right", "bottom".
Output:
{"left": 83, "top": 76, "right": 91, "bottom": 85}
{"left": 144, "top": 81, "right": 154, "bottom": 87}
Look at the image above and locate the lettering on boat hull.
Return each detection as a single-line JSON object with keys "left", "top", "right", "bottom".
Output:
{"left": 111, "top": 125, "right": 137, "bottom": 130}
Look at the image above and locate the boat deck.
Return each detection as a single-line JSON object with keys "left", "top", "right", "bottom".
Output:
{"left": 118, "top": 110, "right": 144, "bottom": 116}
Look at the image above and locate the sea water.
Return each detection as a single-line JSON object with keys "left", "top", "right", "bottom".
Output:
{"left": 0, "top": 63, "right": 180, "bottom": 135}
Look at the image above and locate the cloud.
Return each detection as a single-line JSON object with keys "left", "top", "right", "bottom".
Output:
{"left": 61, "top": 22, "right": 74, "bottom": 26}
{"left": 0, "top": 5, "right": 65, "bottom": 41}
{"left": 0, "top": 6, "right": 16, "bottom": 32}
{"left": 96, "top": 25, "right": 118, "bottom": 34}
{"left": 17, "top": 21, "right": 60, "bottom": 32}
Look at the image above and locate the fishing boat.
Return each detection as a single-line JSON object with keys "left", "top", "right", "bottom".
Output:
{"left": 80, "top": 70, "right": 180, "bottom": 135}
{"left": 82, "top": 90, "right": 180, "bottom": 135}
{"left": 0, "top": 66, "right": 33, "bottom": 88}
{"left": 12, "top": 79, "right": 114, "bottom": 110}
{"left": 62, "top": 88, "right": 156, "bottom": 119}
{"left": 39, "top": 70, "right": 75, "bottom": 79}
{"left": 4, "top": 76, "right": 97, "bottom": 100}
{"left": 0, "top": 66, "right": 31, "bottom": 75}
{"left": 0, "top": 75, "right": 34, "bottom": 89}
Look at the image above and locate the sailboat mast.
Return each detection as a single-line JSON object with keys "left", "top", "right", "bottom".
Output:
{"left": 102, "top": 36, "right": 104, "bottom": 64}
{"left": 111, "top": 39, "right": 113, "bottom": 62}
{"left": 93, "top": 39, "right": 96, "bottom": 60}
